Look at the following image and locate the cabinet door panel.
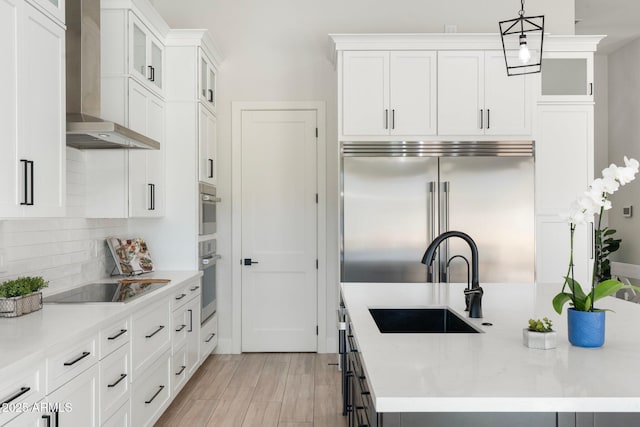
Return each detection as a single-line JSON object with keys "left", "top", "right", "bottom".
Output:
{"left": 130, "top": 14, "right": 148, "bottom": 82}
{"left": 342, "top": 51, "right": 389, "bottom": 136}
{"left": 0, "top": 0, "right": 21, "bottom": 216}
{"left": 48, "top": 364, "right": 99, "bottom": 427}
{"left": 20, "top": 3, "right": 65, "bottom": 217}
{"left": 186, "top": 296, "right": 201, "bottom": 376}
{"left": 199, "top": 105, "right": 216, "bottom": 185}
{"left": 389, "top": 51, "right": 437, "bottom": 136}
{"left": 150, "top": 36, "right": 163, "bottom": 90}
{"left": 484, "top": 51, "right": 531, "bottom": 136}
{"left": 437, "top": 51, "right": 484, "bottom": 136}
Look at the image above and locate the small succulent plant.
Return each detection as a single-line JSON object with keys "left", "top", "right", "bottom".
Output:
{"left": 528, "top": 317, "right": 553, "bottom": 333}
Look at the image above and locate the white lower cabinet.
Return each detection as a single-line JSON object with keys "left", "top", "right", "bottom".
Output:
{"left": 102, "top": 402, "right": 129, "bottom": 427}
{"left": 0, "top": 361, "right": 45, "bottom": 426}
{"left": 99, "top": 344, "right": 130, "bottom": 425}
{"left": 185, "top": 296, "right": 201, "bottom": 377}
{"left": 200, "top": 313, "right": 218, "bottom": 360}
{"left": 131, "top": 298, "right": 171, "bottom": 378}
{"left": 130, "top": 349, "right": 171, "bottom": 427}
{"left": 171, "top": 344, "right": 188, "bottom": 395}
{"left": 47, "top": 363, "right": 99, "bottom": 427}
{"left": 4, "top": 408, "right": 48, "bottom": 427}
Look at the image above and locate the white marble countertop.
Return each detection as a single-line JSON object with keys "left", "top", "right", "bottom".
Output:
{"left": 0, "top": 271, "right": 201, "bottom": 379}
{"left": 341, "top": 282, "right": 640, "bottom": 413}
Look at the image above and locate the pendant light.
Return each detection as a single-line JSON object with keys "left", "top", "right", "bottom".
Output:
{"left": 499, "top": 0, "right": 544, "bottom": 76}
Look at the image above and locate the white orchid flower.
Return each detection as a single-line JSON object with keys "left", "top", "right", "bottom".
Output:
{"left": 624, "top": 156, "right": 639, "bottom": 174}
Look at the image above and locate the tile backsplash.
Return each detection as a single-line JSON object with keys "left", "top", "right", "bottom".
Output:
{"left": 0, "top": 218, "right": 127, "bottom": 294}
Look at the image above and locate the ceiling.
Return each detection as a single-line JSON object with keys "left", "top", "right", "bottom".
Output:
{"left": 575, "top": 0, "right": 640, "bottom": 54}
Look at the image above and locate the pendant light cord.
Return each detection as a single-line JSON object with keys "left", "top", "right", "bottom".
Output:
{"left": 519, "top": 0, "right": 525, "bottom": 16}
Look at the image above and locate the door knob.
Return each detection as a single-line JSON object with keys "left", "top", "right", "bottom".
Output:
{"left": 243, "top": 258, "right": 259, "bottom": 266}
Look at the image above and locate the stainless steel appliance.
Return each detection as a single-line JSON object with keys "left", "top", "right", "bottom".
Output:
{"left": 199, "top": 183, "right": 220, "bottom": 236}
{"left": 199, "top": 238, "right": 220, "bottom": 323}
{"left": 340, "top": 141, "right": 535, "bottom": 284}
{"left": 43, "top": 281, "right": 168, "bottom": 304}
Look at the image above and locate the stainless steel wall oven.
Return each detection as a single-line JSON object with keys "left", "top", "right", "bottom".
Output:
{"left": 199, "top": 238, "right": 220, "bottom": 324}
{"left": 199, "top": 183, "right": 220, "bottom": 235}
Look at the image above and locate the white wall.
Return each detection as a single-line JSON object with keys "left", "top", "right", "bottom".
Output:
{"left": 608, "top": 37, "right": 640, "bottom": 264}
{"left": 150, "top": 0, "right": 575, "bottom": 351}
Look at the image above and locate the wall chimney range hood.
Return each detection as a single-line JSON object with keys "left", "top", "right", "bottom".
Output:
{"left": 65, "top": 0, "right": 159, "bottom": 150}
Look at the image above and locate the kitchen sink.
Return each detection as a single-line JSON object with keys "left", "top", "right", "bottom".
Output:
{"left": 369, "top": 308, "right": 481, "bottom": 333}
{"left": 44, "top": 281, "right": 167, "bottom": 304}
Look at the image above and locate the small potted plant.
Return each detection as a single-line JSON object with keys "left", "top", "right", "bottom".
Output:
{"left": 0, "top": 276, "right": 48, "bottom": 318}
{"left": 523, "top": 317, "right": 556, "bottom": 349}
{"left": 553, "top": 156, "right": 640, "bottom": 347}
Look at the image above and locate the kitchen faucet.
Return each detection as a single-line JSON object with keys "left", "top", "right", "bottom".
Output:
{"left": 421, "top": 231, "right": 483, "bottom": 318}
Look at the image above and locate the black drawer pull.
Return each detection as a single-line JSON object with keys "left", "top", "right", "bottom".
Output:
{"left": 208, "top": 88, "right": 214, "bottom": 103}
{"left": 361, "top": 391, "right": 370, "bottom": 395}
{"left": 175, "top": 293, "right": 186, "bottom": 300}
{"left": 175, "top": 365, "right": 186, "bottom": 376}
{"left": 107, "top": 329, "right": 127, "bottom": 340}
{"left": 1, "top": 386, "right": 30, "bottom": 405}
{"left": 145, "top": 325, "right": 165, "bottom": 339}
{"left": 145, "top": 385, "right": 165, "bottom": 404}
{"left": 205, "top": 333, "right": 216, "bottom": 343}
{"left": 64, "top": 351, "right": 91, "bottom": 366}
{"left": 190, "top": 286, "right": 200, "bottom": 292}
{"left": 42, "top": 415, "right": 51, "bottom": 427}
{"left": 107, "top": 374, "right": 127, "bottom": 388}
{"left": 175, "top": 324, "right": 187, "bottom": 332}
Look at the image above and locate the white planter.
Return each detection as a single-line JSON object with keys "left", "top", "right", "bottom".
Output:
{"left": 522, "top": 328, "right": 557, "bottom": 350}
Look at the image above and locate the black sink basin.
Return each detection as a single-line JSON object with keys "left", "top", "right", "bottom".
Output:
{"left": 369, "top": 308, "right": 480, "bottom": 333}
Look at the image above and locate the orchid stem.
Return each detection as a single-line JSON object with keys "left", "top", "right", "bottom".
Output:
{"left": 591, "top": 203, "right": 605, "bottom": 312}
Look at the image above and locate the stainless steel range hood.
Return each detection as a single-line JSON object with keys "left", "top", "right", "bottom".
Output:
{"left": 65, "top": 0, "right": 159, "bottom": 150}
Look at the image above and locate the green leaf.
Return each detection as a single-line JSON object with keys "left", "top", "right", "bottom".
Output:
{"left": 603, "top": 229, "right": 617, "bottom": 236}
{"left": 565, "top": 277, "right": 588, "bottom": 307}
{"left": 553, "top": 292, "right": 573, "bottom": 314}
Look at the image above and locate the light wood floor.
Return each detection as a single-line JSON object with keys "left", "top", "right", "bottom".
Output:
{"left": 155, "top": 353, "right": 347, "bottom": 427}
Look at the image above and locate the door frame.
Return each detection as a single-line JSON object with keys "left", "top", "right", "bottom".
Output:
{"left": 231, "top": 101, "right": 327, "bottom": 353}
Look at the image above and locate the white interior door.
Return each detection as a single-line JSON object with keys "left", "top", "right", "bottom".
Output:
{"left": 241, "top": 109, "right": 317, "bottom": 352}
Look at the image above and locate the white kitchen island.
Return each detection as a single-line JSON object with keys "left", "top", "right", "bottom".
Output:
{"left": 341, "top": 282, "right": 640, "bottom": 426}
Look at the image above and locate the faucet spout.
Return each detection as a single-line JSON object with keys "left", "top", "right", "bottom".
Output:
{"left": 421, "top": 231, "right": 483, "bottom": 318}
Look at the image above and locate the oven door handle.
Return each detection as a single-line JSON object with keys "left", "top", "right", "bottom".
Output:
{"left": 201, "top": 254, "right": 221, "bottom": 267}
{"left": 201, "top": 196, "right": 221, "bottom": 204}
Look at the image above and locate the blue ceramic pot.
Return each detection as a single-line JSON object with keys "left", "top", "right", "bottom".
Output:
{"left": 567, "top": 308, "right": 605, "bottom": 348}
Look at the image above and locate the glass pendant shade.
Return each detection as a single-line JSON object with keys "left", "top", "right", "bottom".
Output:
{"left": 499, "top": 1, "right": 544, "bottom": 76}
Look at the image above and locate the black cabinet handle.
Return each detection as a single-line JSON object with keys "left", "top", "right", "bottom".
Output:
{"left": 190, "top": 286, "right": 199, "bottom": 292}
{"left": 107, "top": 373, "right": 127, "bottom": 388}
{"left": 42, "top": 415, "right": 51, "bottom": 427}
{"left": 175, "top": 365, "right": 186, "bottom": 376}
{"left": 151, "top": 66, "right": 155, "bottom": 82}
{"left": 19, "top": 160, "right": 34, "bottom": 206}
{"left": 1, "top": 387, "right": 30, "bottom": 405}
{"left": 148, "top": 183, "right": 155, "bottom": 211}
{"left": 208, "top": 159, "right": 214, "bottom": 178}
{"left": 487, "top": 109, "right": 490, "bottom": 130}
{"left": 205, "top": 333, "right": 216, "bottom": 343}
{"left": 175, "top": 293, "right": 186, "bottom": 300}
{"left": 391, "top": 109, "right": 395, "bottom": 130}
{"left": 480, "top": 109, "right": 484, "bottom": 129}
{"left": 64, "top": 351, "right": 91, "bottom": 366}
{"left": 384, "top": 109, "right": 388, "bottom": 129}
{"left": 176, "top": 324, "right": 187, "bottom": 332}
{"left": 147, "top": 65, "right": 153, "bottom": 81}
{"left": 145, "top": 325, "right": 165, "bottom": 339}
{"left": 107, "top": 329, "right": 127, "bottom": 340}
{"left": 208, "top": 88, "right": 214, "bottom": 103}
{"left": 144, "top": 385, "right": 165, "bottom": 404}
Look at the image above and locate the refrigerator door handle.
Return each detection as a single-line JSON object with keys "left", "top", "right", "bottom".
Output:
{"left": 427, "top": 181, "right": 436, "bottom": 282}
{"left": 439, "top": 182, "right": 451, "bottom": 283}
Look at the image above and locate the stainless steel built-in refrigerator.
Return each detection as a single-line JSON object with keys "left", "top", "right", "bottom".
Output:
{"left": 340, "top": 141, "right": 535, "bottom": 284}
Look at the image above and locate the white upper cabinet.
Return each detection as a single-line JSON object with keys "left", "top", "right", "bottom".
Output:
{"left": 199, "top": 48, "right": 217, "bottom": 114}
{"left": 128, "top": 79, "right": 165, "bottom": 217}
{"left": 438, "top": 50, "right": 531, "bottom": 137}
{"left": 342, "top": 50, "right": 436, "bottom": 137}
{"left": 199, "top": 104, "right": 217, "bottom": 186}
{"left": 27, "top": 0, "right": 64, "bottom": 26}
{"left": 539, "top": 52, "right": 594, "bottom": 102}
{"left": 0, "top": 0, "right": 66, "bottom": 218}
{"left": 129, "top": 12, "right": 164, "bottom": 96}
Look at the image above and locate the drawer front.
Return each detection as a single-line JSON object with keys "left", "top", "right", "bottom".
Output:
{"left": 0, "top": 361, "right": 45, "bottom": 426}
{"left": 47, "top": 334, "right": 98, "bottom": 393}
{"left": 131, "top": 350, "right": 170, "bottom": 427}
{"left": 200, "top": 313, "right": 218, "bottom": 360}
{"left": 132, "top": 299, "right": 171, "bottom": 377}
{"left": 99, "top": 344, "right": 130, "bottom": 425}
{"left": 171, "top": 279, "right": 201, "bottom": 312}
{"left": 99, "top": 316, "right": 130, "bottom": 360}
{"left": 102, "top": 401, "right": 129, "bottom": 427}
{"left": 172, "top": 309, "right": 188, "bottom": 350}
{"left": 171, "top": 344, "right": 188, "bottom": 395}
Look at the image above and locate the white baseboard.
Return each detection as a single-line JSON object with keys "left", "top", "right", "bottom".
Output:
{"left": 213, "top": 338, "right": 237, "bottom": 354}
